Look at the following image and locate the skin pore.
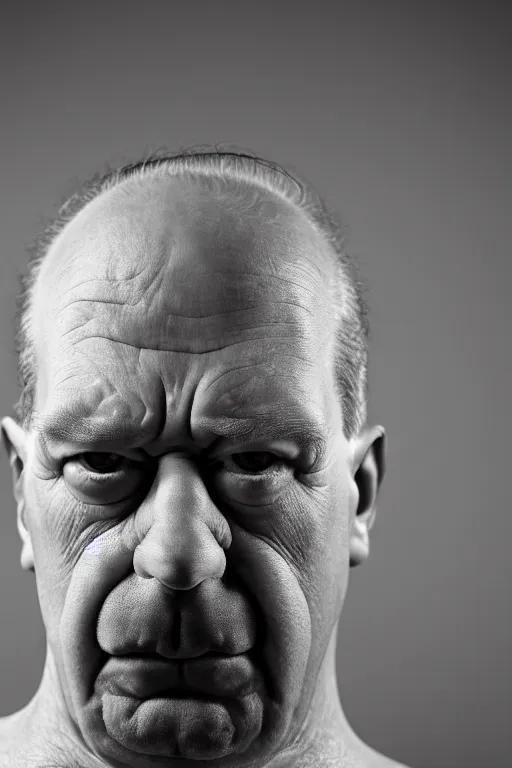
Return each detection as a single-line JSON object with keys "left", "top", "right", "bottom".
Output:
{"left": 0, "top": 172, "right": 402, "bottom": 767}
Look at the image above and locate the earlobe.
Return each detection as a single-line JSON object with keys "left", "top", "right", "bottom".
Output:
{"left": 349, "top": 425, "right": 387, "bottom": 568}
{"left": 1, "top": 416, "right": 35, "bottom": 572}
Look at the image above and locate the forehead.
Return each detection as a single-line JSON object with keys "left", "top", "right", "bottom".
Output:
{"left": 33, "top": 174, "right": 339, "bottom": 447}
{"left": 39, "top": 173, "right": 331, "bottom": 284}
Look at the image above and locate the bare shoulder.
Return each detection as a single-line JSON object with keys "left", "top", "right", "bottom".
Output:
{"left": 288, "top": 743, "right": 414, "bottom": 768}
{"left": 0, "top": 715, "right": 26, "bottom": 768}
{"left": 366, "top": 754, "right": 413, "bottom": 768}
{"left": 357, "top": 743, "right": 413, "bottom": 768}
{"left": 0, "top": 712, "right": 18, "bottom": 751}
{"left": 0, "top": 713, "right": 60, "bottom": 768}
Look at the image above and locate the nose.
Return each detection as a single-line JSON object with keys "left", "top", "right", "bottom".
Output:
{"left": 132, "top": 455, "right": 231, "bottom": 591}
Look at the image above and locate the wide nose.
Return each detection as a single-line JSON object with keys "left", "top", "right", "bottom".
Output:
{"left": 132, "top": 455, "right": 231, "bottom": 591}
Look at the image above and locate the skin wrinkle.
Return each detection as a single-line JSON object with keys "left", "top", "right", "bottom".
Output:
{"left": 58, "top": 296, "right": 315, "bottom": 319}
{"left": 78, "top": 322, "right": 309, "bottom": 338}
{"left": 232, "top": 524, "right": 306, "bottom": 593}
{"left": 49, "top": 349, "right": 109, "bottom": 392}
{"left": 41, "top": 348, "right": 198, "bottom": 455}
{"left": 64, "top": 332, "right": 312, "bottom": 355}
{"left": 58, "top": 291, "right": 316, "bottom": 329}
{"left": 62, "top": 297, "right": 130, "bottom": 310}
{"left": 0, "top": 169, "right": 396, "bottom": 768}
{"left": 58, "top": 256, "right": 314, "bottom": 318}
{"left": 198, "top": 361, "right": 320, "bottom": 404}
{"left": 35, "top": 367, "right": 328, "bottom": 476}
{"left": 52, "top": 257, "right": 321, "bottom": 299}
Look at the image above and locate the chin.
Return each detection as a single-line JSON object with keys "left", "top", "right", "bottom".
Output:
{"left": 99, "top": 690, "right": 264, "bottom": 760}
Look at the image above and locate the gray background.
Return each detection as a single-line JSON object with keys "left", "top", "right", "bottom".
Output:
{"left": 0, "top": 2, "right": 510, "bottom": 767}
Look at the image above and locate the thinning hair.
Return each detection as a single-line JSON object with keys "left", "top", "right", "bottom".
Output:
{"left": 16, "top": 145, "right": 369, "bottom": 437}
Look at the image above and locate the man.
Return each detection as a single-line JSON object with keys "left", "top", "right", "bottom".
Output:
{"left": 0, "top": 148, "right": 408, "bottom": 768}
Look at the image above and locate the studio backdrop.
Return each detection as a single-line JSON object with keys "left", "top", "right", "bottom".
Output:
{"left": 0, "top": 3, "right": 510, "bottom": 767}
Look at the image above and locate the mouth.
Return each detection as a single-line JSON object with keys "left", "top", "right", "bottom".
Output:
{"left": 96, "top": 649, "right": 262, "bottom": 701}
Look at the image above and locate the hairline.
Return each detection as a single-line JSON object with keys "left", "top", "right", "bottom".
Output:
{"left": 16, "top": 148, "right": 369, "bottom": 437}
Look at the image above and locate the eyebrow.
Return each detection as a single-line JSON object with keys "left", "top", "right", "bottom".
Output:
{"left": 34, "top": 398, "right": 327, "bottom": 460}
{"left": 34, "top": 407, "right": 154, "bottom": 452}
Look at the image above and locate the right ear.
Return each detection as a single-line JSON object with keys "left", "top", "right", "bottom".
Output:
{"left": 1, "top": 417, "right": 34, "bottom": 571}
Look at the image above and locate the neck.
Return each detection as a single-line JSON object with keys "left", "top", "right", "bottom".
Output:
{"left": 1, "top": 634, "right": 368, "bottom": 768}
{"left": 267, "top": 632, "right": 366, "bottom": 767}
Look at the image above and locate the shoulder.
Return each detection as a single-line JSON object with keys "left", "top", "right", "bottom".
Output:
{"left": 0, "top": 713, "right": 17, "bottom": 758}
{"left": 0, "top": 720, "right": 25, "bottom": 768}
{"left": 353, "top": 742, "right": 413, "bottom": 768}
{"left": 0, "top": 713, "right": 60, "bottom": 768}
{"left": 365, "top": 755, "right": 413, "bottom": 768}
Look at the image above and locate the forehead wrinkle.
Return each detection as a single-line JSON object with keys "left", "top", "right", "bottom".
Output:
{"left": 35, "top": 325, "right": 334, "bottom": 466}
{"left": 53, "top": 270, "right": 322, "bottom": 329}
{"left": 34, "top": 342, "right": 170, "bottom": 451}
{"left": 55, "top": 310, "right": 320, "bottom": 359}
{"left": 35, "top": 170, "right": 334, "bottom": 327}
{"left": 190, "top": 343, "right": 333, "bottom": 448}
{"left": 36, "top": 257, "right": 332, "bottom": 383}
{"left": 44, "top": 256, "right": 328, "bottom": 362}
{"left": 36, "top": 294, "right": 334, "bottom": 452}
{"left": 35, "top": 389, "right": 156, "bottom": 451}
{"left": 47, "top": 225, "right": 325, "bottom": 310}
{"left": 32, "top": 173, "right": 340, "bottom": 447}
{"left": 32, "top": 179, "right": 338, "bottom": 393}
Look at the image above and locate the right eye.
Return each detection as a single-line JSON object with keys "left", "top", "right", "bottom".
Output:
{"left": 79, "top": 452, "right": 126, "bottom": 474}
{"left": 63, "top": 452, "right": 150, "bottom": 506}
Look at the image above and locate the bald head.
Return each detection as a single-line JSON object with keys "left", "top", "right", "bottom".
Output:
{"left": 17, "top": 148, "right": 368, "bottom": 437}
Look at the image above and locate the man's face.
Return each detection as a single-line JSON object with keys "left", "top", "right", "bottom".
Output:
{"left": 12, "top": 176, "right": 362, "bottom": 766}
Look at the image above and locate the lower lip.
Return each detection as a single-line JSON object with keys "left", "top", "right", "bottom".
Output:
{"left": 97, "top": 653, "right": 259, "bottom": 700}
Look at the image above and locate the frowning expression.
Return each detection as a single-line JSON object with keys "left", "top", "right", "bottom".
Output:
{"left": 21, "top": 175, "right": 358, "bottom": 766}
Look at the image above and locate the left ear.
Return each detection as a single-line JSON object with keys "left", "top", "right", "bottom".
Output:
{"left": 349, "top": 425, "right": 387, "bottom": 568}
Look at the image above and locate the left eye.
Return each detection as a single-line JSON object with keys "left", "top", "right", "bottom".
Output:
{"left": 80, "top": 452, "right": 126, "bottom": 474}
{"left": 228, "top": 451, "right": 278, "bottom": 474}
{"left": 208, "top": 450, "right": 293, "bottom": 506}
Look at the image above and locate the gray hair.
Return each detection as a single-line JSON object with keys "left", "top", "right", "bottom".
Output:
{"left": 16, "top": 145, "right": 369, "bottom": 437}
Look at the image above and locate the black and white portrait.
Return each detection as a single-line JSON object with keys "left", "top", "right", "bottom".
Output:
{"left": 0, "top": 4, "right": 509, "bottom": 768}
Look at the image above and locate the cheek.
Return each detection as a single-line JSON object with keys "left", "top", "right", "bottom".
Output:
{"left": 287, "top": 481, "right": 351, "bottom": 620}
{"left": 229, "top": 470, "right": 352, "bottom": 632}
{"left": 24, "top": 474, "right": 114, "bottom": 642}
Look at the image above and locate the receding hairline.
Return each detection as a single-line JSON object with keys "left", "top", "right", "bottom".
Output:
{"left": 39, "top": 163, "right": 331, "bottom": 277}
{"left": 16, "top": 147, "right": 369, "bottom": 437}
{"left": 31, "top": 166, "right": 340, "bottom": 362}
